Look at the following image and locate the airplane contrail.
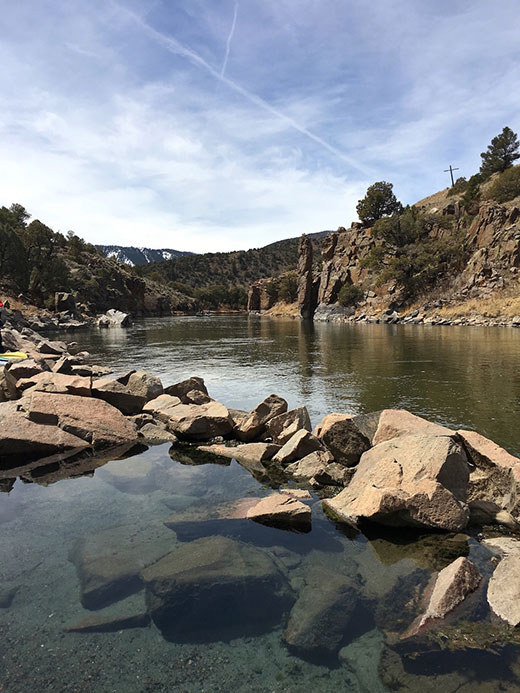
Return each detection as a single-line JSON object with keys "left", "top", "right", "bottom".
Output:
{"left": 220, "top": 2, "right": 239, "bottom": 79}
{"left": 111, "top": 2, "right": 371, "bottom": 174}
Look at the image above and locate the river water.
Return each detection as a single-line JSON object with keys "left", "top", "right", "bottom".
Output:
{"left": 2, "top": 315, "right": 520, "bottom": 692}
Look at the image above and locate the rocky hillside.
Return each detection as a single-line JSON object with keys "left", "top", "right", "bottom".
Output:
{"left": 0, "top": 203, "right": 197, "bottom": 318}
{"left": 248, "top": 168, "right": 520, "bottom": 326}
{"left": 97, "top": 245, "right": 193, "bottom": 266}
{"left": 140, "top": 231, "right": 330, "bottom": 291}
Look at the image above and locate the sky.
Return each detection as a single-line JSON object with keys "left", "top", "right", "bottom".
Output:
{"left": 1, "top": 1, "right": 519, "bottom": 253}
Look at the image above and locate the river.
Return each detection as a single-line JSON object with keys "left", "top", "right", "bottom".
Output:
{"left": 1, "top": 315, "right": 520, "bottom": 692}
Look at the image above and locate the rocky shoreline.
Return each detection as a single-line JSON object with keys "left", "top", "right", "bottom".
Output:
{"left": 2, "top": 318, "right": 520, "bottom": 670}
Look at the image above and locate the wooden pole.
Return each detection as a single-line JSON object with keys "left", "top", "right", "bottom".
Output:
{"left": 444, "top": 165, "right": 459, "bottom": 187}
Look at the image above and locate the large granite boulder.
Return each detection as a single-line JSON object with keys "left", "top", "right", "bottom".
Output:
{"left": 314, "top": 413, "right": 371, "bottom": 467}
{"left": 237, "top": 394, "right": 288, "bottom": 442}
{"left": 0, "top": 400, "right": 89, "bottom": 464}
{"left": 4, "top": 359, "right": 50, "bottom": 397}
{"left": 144, "top": 395, "right": 233, "bottom": 441}
{"left": 142, "top": 536, "right": 293, "bottom": 640}
{"left": 92, "top": 370, "right": 163, "bottom": 415}
{"left": 373, "top": 409, "right": 455, "bottom": 446}
{"left": 25, "top": 391, "right": 138, "bottom": 449}
{"left": 196, "top": 442, "right": 280, "bottom": 477}
{"left": 323, "top": 433, "right": 470, "bottom": 531}
{"left": 266, "top": 406, "right": 312, "bottom": 445}
{"left": 283, "top": 565, "right": 358, "bottom": 656}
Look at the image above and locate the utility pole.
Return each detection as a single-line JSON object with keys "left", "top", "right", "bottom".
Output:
{"left": 444, "top": 164, "right": 459, "bottom": 187}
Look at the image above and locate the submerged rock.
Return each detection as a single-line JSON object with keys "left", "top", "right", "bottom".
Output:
{"left": 323, "top": 433, "right": 470, "bottom": 531}
{"left": 283, "top": 565, "right": 358, "bottom": 657}
{"left": 197, "top": 442, "right": 280, "bottom": 476}
{"left": 143, "top": 535, "right": 293, "bottom": 641}
{"left": 66, "top": 593, "right": 150, "bottom": 632}
{"left": 0, "top": 584, "right": 19, "bottom": 609}
{"left": 69, "top": 522, "right": 175, "bottom": 610}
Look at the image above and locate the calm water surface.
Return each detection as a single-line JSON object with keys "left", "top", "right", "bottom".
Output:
{"left": 2, "top": 315, "right": 520, "bottom": 692}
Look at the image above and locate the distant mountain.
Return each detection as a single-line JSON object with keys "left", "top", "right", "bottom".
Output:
{"left": 97, "top": 245, "right": 194, "bottom": 266}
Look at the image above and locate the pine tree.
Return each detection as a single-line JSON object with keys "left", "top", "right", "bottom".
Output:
{"left": 356, "top": 181, "right": 403, "bottom": 225}
{"left": 480, "top": 126, "right": 520, "bottom": 177}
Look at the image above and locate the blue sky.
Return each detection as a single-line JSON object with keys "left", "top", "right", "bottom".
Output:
{"left": 1, "top": 0, "right": 519, "bottom": 252}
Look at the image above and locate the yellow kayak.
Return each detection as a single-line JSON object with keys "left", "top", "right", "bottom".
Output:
{"left": 0, "top": 351, "right": 28, "bottom": 360}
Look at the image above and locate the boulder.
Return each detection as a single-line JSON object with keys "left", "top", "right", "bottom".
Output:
{"left": 144, "top": 395, "right": 232, "bottom": 441}
{"left": 69, "top": 522, "right": 174, "bottom": 610}
{"left": 163, "top": 376, "right": 208, "bottom": 403}
{"left": 92, "top": 370, "right": 163, "bottom": 415}
{"left": 97, "top": 309, "right": 131, "bottom": 328}
{"left": 283, "top": 565, "right": 357, "bottom": 655}
{"left": 4, "top": 359, "right": 49, "bottom": 395}
{"left": 272, "top": 430, "right": 323, "bottom": 465}
{"left": 142, "top": 536, "right": 293, "bottom": 641}
{"left": 37, "top": 339, "right": 67, "bottom": 356}
{"left": 52, "top": 355, "right": 82, "bottom": 375}
{"left": 237, "top": 394, "right": 288, "bottom": 442}
{"left": 373, "top": 409, "right": 455, "bottom": 446}
{"left": 266, "top": 406, "right": 312, "bottom": 445}
{"left": 418, "top": 557, "right": 481, "bottom": 628}
{"left": 487, "top": 554, "right": 520, "bottom": 626}
{"left": 17, "top": 372, "right": 92, "bottom": 398}
{"left": 457, "top": 430, "right": 520, "bottom": 515}
{"left": 323, "top": 433, "right": 470, "bottom": 531}
{"left": 314, "top": 413, "right": 371, "bottom": 467}
{"left": 25, "top": 391, "right": 138, "bottom": 449}
{"left": 285, "top": 450, "right": 353, "bottom": 487}
{"left": 246, "top": 493, "right": 311, "bottom": 531}
{"left": 138, "top": 423, "right": 177, "bottom": 446}
{"left": 0, "top": 400, "right": 89, "bottom": 463}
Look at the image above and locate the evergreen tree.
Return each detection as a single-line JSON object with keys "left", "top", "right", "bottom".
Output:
{"left": 356, "top": 181, "right": 403, "bottom": 225}
{"left": 480, "top": 126, "right": 520, "bottom": 177}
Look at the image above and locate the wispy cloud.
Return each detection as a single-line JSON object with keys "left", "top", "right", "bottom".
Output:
{"left": 0, "top": 0, "right": 519, "bottom": 252}
{"left": 111, "top": 1, "right": 370, "bottom": 174}
{"left": 220, "top": 1, "right": 239, "bottom": 79}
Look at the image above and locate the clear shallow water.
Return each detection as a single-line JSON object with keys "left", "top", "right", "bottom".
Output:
{"left": 2, "top": 315, "right": 520, "bottom": 692}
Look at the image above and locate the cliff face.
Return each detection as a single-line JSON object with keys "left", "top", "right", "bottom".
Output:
{"left": 248, "top": 196, "right": 520, "bottom": 323}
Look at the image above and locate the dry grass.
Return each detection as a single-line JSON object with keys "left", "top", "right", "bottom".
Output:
{"left": 264, "top": 301, "right": 299, "bottom": 317}
{"left": 437, "top": 292, "right": 520, "bottom": 319}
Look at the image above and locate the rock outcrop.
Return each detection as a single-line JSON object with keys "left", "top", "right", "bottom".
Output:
{"left": 297, "top": 235, "right": 316, "bottom": 319}
{"left": 323, "top": 433, "right": 470, "bottom": 531}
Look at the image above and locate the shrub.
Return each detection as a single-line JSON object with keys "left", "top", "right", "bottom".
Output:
{"left": 338, "top": 283, "right": 364, "bottom": 307}
{"left": 487, "top": 166, "right": 520, "bottom": 203}
{"left": 480, "top": 126, "right": 520, "bottom": 177}
{"left": 447, "top": 177, "right": 468, "bottom": 197}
